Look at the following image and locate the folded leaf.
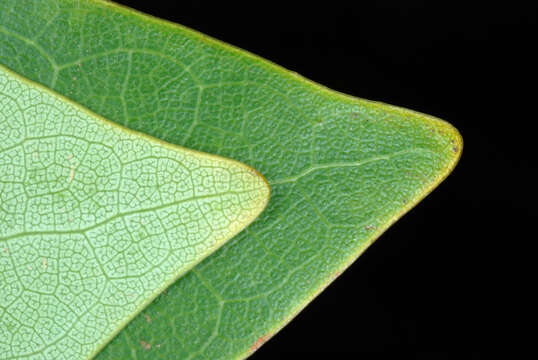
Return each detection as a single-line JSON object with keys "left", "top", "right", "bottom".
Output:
{"left": 0, "top": 0, "right": 462, "bottom": 358}
{"left": 0, "top": 64, "right": 269, "bottom": 359}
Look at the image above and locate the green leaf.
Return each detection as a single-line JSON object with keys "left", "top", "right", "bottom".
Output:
{"left": 0, "top": 64, "right": 268, "bottom": 359}
{"left": 0, "top": 0, "right": 462, "bottom": 358}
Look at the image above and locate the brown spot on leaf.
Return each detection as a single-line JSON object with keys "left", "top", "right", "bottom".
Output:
{"left": 144, "top": 314, "right": 151, "bottom": 323}
{"left": 365, "top": 224, "right": 376, "bottom": 231}
{"left": 452, "top": 146, "right": 459, "bottom": 153}
{"left": 250, "top": 334, "right": 269, "bottom": 352}
{"left": 332, "top": 271, "right": 341, "bottom": 281}
{"left": 140, "top": 340, "right": 151, "bottom": 350}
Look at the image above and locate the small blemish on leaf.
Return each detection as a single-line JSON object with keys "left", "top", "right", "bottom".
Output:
{"left": 250, "top": 334, "right": 269, "bottom": 352}
{"left": 332, "top": 271, "right": 341, "bottom": 281}
{"left": 452, "top": 146, "right": 459, "bottom": 153}
{"left": 365, "top": 225, "right": 376, "bottom": 231}
{"left": 144, "top": 314, "right": 151, "bottom": 323}
{"left": 140, "top": 340, "right": 151, "bottom": 350}
{"left": 42, "top": 258, "right": 47, "bottom": 269}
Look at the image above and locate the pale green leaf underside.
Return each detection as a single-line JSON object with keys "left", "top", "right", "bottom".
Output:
{"left": 0, "top": 64, "right": 269, "bottom": 359}
{"left": 0, "top": 0, "right": 462, "bottom": 359}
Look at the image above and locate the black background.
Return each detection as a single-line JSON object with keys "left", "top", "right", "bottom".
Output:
{"left": 114, "top": 1, "right": 536, "bottom": 358}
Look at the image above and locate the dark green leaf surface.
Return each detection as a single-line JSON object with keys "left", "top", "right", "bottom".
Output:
{"left": 0, "top": 0, "right": 462, "bottom": 358}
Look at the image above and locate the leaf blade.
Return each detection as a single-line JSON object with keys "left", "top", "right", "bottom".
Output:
{"left": 0, "top": 63, "right": 269, "bottom": 359}
{"left": 0, "top": 0, "right": 462, "bottom": 358}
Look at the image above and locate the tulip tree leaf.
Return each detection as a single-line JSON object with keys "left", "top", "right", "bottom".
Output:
{"left": 0, "top": 0, "right": 462, "bottom": 359}
{"left": 0, "top": 64, "right": 269, "bottom": 359}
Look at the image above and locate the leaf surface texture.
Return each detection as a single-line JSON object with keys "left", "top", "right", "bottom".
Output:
{"left": 0, "top": 0, "right": 462, "bottom": 358}
{"left": 0, "top": 65, "right": 269, "bottom": 359}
